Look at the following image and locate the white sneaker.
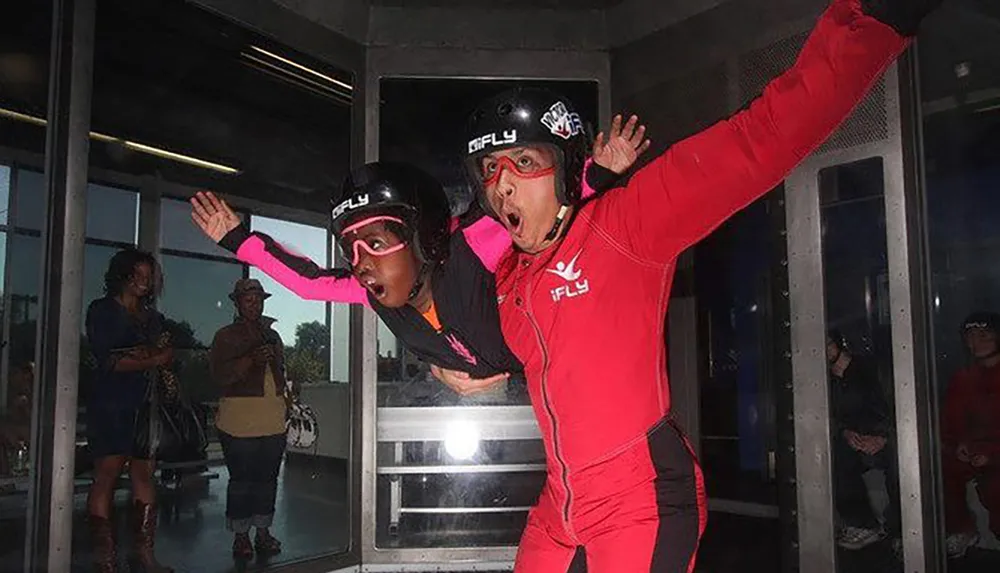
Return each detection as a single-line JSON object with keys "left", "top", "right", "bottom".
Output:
{"left": 837, "top": 525, "right": 887, "bottom": 550}
{"left": 945, "top": 532, "right": 979, "bottom": 559}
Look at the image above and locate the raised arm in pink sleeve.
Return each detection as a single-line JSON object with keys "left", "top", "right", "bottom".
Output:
{"left": 230, "top": 230, "right": 370, "bottom": 307}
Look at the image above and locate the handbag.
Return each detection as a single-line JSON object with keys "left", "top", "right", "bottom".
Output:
{"left": 133, "top": 363, "right": 208, "bottom": 462}
{"left": 133, "top": 371, "right": 163, "bottom": 460}
{"left": 285, "top": 379, "right": 318, "bottom": 449}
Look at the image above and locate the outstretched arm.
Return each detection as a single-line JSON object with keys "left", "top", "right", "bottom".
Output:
{"left": 191, "top": 192, "right": 369, "bottom": 306}
{"left": 599, "top": 0, "right": 925, "bottom": 263}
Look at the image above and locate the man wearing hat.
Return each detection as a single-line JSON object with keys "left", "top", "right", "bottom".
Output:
{"left": 210, "top": 278, "right": 290, "bottom": 560}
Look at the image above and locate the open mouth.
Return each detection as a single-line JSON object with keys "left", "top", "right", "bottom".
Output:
{"left": 360, "top": 275, "right": 387, "bottom": 299}
{"left": 504, "top": 211, "right": 523, "bottom": 235}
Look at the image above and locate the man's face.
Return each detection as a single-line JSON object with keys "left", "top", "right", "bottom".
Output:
{"left": 237, "top": 292, "right": 265, "bottom": 321}
{"left": 826, "top": 338, "right": 841, "bottom": 364}
{"left": 965, "top": 327, "right": 998, "bottom": 359}
{"left": 479, "top": 145, "right": 564, "bottom": 254}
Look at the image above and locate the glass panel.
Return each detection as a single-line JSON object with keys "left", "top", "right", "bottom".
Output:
{"left": 83, "top": 0, "right": 355, "bottom": 567}
{"left": 0, "top": 2, "right": 49, "bottom": 564}
{"left": 249, "top": 216, "right": 331, "bottom": 383}
{"left": 0, "top": 165, "right": 10, "bottom": 226}
{"left": 920, "top": 2, "right": 1000, "bottom": 569}
{"left": 693, "top": 193, "right": 787, "bottom": 571}
{"left": 818, "top": 158, "right": 902, "bottom": 571}
{"left": 158, "top": 254, "right": 243, "bottom": 349}
{"left": 373, "top": 78, "right": 597, "bottom": 548}
{"left": 160, "top": 197, "right": 235, "bottom": 259}
{"left": 11, "top": 169, "right": 45, "bottom": 231}
{"left": 10, "top": 170, "right": 138, "bottom": 242}
{"left": 85, "top": 182, "right": 138, "bottom": 244}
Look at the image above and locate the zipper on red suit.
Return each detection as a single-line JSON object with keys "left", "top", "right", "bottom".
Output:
{"left": 522, "top": 265, "right": 574, "bottom": 529}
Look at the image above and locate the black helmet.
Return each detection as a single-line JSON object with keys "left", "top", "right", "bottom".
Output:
{"left": 464, "top": 87, "right": 590, "bottom": 218}
{"left": 331, "top": 162, "right": 451, "bottom": 268}
{"left": 961, "top": 311, "right": 1000, "bottom": 337}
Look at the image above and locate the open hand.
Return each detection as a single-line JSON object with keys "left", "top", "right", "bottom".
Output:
{"left": 957, "top": 443, "right": 972, "bottom": 463}
{"left": 252, "top": 345, "right": 274, "bottom": 366}
{"left": 592, "top": 114, "right": 651, "bottom": 175}
{"left": 429, "top": 365, "right": 509, "bottom": 397}
{"left": 858, "top": 435, "right": 887, "bottom": 455}
{"left": 191, "top": 191, "right": 241, "bottom": 243}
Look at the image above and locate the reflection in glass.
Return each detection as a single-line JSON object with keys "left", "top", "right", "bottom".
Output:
{"left": 818, "top": 158, "right": 901, "bottom": 570}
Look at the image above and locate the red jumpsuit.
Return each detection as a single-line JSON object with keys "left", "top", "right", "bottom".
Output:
{"left": 493, "top": 1, "right": 908, "bottom": 571}
{"left": 941, "top": 362, "right": 1000, "bottom": 536}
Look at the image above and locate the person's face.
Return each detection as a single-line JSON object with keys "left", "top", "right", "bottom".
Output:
{"left": 479, "top": 145, "right": 563, "bottom": 254}
{"left": 237, "top": 292, "right": 265, "bottom": 321}
{"left": 343, "top": 222, "right": 421, "bottom": 308}
{"left": 127, "top": 262, "right": 153, "bottom": 298}
{"left": 826, "top": 338, "right": 841, "bottom": 364}
{"left": 965, "top": 327, "right": 998, "bottom": 359}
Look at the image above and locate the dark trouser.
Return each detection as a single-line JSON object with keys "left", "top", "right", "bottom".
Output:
{"left": 219, "top": 431, "right": 286, "bottom": 534}
{"left": 942, "top": 454, "right": 1000, "bottom": 536}
{"left": 834, "top": 435, "right": 901, "bottom": 535}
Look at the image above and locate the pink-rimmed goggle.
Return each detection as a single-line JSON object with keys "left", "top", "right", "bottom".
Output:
{"left": 339, "top": 215, "right": 408, "bottom": 266}
{"left": 480, "top": 155, "right": 556, "bottom": 187}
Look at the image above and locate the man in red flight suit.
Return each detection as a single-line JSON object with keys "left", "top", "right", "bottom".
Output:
{"left": 941, "top": 312, "right": 1000, "bottom": 559}
{"left": 434, "top": 0, "right": 942, "bottom": 571}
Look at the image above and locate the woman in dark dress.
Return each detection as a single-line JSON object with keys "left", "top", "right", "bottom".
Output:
{"left": 85, "top": 249, "right": 173, "bottom": 573}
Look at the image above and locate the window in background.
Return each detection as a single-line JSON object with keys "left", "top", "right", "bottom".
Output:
{"left": 250, "top": 215, "right": 331, "bottom": 384}
{"left": 78, "top": 0, "right": 356, "bottom": 567}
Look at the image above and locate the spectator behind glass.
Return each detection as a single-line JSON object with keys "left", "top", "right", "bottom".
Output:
{"left": 941, "top": 312, "right": 1000, "bottom": 558}
{"left": 85, "top": 249, "right": 174, "bottom": 573}
{"left": 826, "top": 329, "right": 901, "bottom": 552}
{"left": 210, "top": 278, "right": 292, "bottom": 561}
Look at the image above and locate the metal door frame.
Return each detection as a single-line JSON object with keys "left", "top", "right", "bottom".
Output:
{"left": 785, "top": 61, "right": 940, "bottom": 573}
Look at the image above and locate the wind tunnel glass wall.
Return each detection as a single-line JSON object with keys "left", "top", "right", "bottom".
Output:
{"left": 817, "top": 159, "right": 903, "bottom": 572}
{"left": 11, "top": 0, "right": 356, "bottom": 570}
{"left": 918, "top": 1, "right": 1000, "bottom": 569}
{"left": 374, "top": 78, "right": 597, "bottom": 549}
{"left": 0, "top": 1, "right": 49, "bottom": 567}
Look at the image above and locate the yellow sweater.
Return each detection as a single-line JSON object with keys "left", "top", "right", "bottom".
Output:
{"left": 216, "top": 367, "right": 286, "bottom": 438}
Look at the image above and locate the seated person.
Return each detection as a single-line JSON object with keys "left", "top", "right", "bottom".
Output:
{"left": 941, "top": 312, "right": 1000, "bottom": 558}
{"left": 827, "top": 329, "right": 900, "bottom": 550}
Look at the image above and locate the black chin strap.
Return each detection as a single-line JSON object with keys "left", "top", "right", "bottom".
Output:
{"left": 544, "top": 205, "right": 570, "bottom": 242}
{"left": 408, "top": 263, "right": 430, "bottom": 302}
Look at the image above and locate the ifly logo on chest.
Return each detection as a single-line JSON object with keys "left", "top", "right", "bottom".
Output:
{"left": 547, "top": 250, "right": 590, "bottom": 302}
{"left": 468, "top": 130, "right": 518, "bottom": 154}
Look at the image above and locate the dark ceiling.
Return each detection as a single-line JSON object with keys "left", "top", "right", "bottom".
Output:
{"left": 370, "top": 0, "right": 623, "bottom": 8}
